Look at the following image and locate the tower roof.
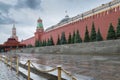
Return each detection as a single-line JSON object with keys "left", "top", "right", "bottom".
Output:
{"left": 59, "top": 15, "right": 70, "bottom": 24}
{"left": 37, "top": 18, "right": 43, "bottom": 29}
{"left": 37, "top": 17, "right": 42, "bottom": 22}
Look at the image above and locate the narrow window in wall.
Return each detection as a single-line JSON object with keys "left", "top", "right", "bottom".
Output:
{"left": 113, "top": 8, "right": 115, "bottom": 12}
{"left": 103, "top": 11, "right": 106, "bottom": 16}
{"left": 115, "top": 7, "right": 117, "bottom": 12}
{"left": 97, "top": 14, "right": 99, "bottom": 18}
{"left": 93, "top": 15, "right": 94, "bottom": 19}
{"left": 117, "top": 6, "right": 119, "bottom": 11}
{"left": 100, "top": 13, "right": 101, "bottom": 17}
{"left": 107, "top": 10, "right": 109, "bottom": 14}
{"left": 109, "top": 9, "right": 112, "bottom": 13}
{"left": 101, "top": 12, "right": 103, "bottom": 16}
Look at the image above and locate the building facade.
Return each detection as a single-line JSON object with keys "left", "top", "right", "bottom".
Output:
{"left": 0, "top": 25, "right": 25, "bottom": 52}
{"left": 21, "top": 0, "right": 120, "bottom": 46}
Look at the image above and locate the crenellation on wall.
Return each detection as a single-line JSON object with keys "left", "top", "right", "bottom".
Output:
{"left": 45, "top": 0, "right": 120, "bottom": 31}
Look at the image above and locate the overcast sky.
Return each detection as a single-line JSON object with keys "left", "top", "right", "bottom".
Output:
{"left": 0, "top": 0, "right": 112, "bottom": 44}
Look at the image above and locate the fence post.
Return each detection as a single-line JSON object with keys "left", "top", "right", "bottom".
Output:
{"left": 16, "top": 57, "right": 19, "bottom": 75}
{"left": 4, "top": 57, "right": 5, "bottom": 63}
{"left": 5, "top": 57, "right": 6, "bottom": 64}
{"left": 72, "top": 77, "right": 76, "bottom": 80}
{"left": 10, "top": 57, "right": 12, "bottom": 70}
{"left": 28, "top": 60, "right": 30, "bottom": 80}
{"left": 0, "top": 55, "right": 1, "bottom": 61}
{"left": 5, "top": 57, "right": 7, "bottom": 64}
{"left": 6, "top": 57, "right": 8, "bottom": 65}
{"left": 57, "top": 65, "right": 62, "bottom": 80}
{"left": 0, "top": 55, "right": 2, "bottom": 61}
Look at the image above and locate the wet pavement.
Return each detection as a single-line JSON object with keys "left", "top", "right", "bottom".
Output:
{"left": 19, "top": 53, "right": 120, "bottom": 80}
{"left": 3, "top": 52, "right": 120, "bottom": 80}
{"left": 0, "top": 61, "right": 26, "bottom": 80}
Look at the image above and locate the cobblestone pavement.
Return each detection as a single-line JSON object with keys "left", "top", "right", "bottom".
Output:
{"left": 0, "top": 61, "right": 26, "bottom": 80}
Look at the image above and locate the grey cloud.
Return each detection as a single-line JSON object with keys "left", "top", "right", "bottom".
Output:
{"left": 15, "top": 0, "right": 42, "bottom": 10}
{"left": 0, "top": 1, "right": 16, "bottom": 24}
{"left": 26, "top": 0, "right": 41, "bottom": 9}
{"left": 0, "top": 13, "right": 15, "bottom": 24}
{"left": 0, "top": 2, "right": 12, "bottom": 13}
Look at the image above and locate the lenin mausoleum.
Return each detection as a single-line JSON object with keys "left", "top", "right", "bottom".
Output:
{"left": 0, "top": 25, "right": 26, "bottom": 52}
{"left": 21, "top": 0, "right": 120, "bottom": 46}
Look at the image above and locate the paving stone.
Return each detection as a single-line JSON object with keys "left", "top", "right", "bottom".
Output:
{"left": 0, "top": 61, "right": 26, "bottom": 80}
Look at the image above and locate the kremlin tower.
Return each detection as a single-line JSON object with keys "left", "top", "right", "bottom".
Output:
{"left": 11, "top": 24, "right": 18, "bottom": 41}
{"left": 34, "top": 18, "right": 44, "bottom": 41}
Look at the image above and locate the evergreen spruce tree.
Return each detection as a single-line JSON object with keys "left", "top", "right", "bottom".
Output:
{"left": 48, "top": 38, "right": 51, "bottom": 46}
{"left": 50, "top": 36, "right": 54, "bottom": 46}
{"left": 44, "top": 40, "right": 47, "bottom": 46}
{"left": 39, "top": 41, "right": 42, "bottom": 47}
{"left": 68, "top": 33, "right": 72, "bottom": 44}
{"left": 41, "top": 41, "right": 43, "bottom": 46}
{"left": 42, "top": 40, "right": 45, "bottom": 46}
{"left": 116, "top": 18, "right": 120, "bottom": 38}
{"left": 35, "top": 40, "right": 40, "bottom": 47}
{"left": 35, "top": 40, "right": 38, "bottom": 47}
{"left": 40, "top": 41, "right": 42, "bottom": 46}
{"left": 46, "top": 38, "right": 50, "bottom": 46}
{"left": 107, "top": 23, "right": 116, "bottom": 40}
{"left": 96, "top": 28, "right": 103, "bottom": 41}
{"left": 71, "top": 31, "right": 75, "bottom": 43}
{"left": 75, "top": 30, "right": 82, "bottom": 43}
{"left": 84, "top": 26, "right": 90, "bottom": 42}
{"left": 27, "top": 44, "right": 33, "bottom": 48}
{"left": 43, "top": 40, "right": 46, "bottom": 46}
{"left": 90, "top": 22, "right": 96, "bottom": 42}
{"left": 57, "top": 35, "right": 61, "bottom": 45}
{"left": 60, "top": 32, "right": 67, "bottom": 44}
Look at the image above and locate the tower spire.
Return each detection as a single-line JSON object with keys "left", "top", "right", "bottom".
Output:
{"left": 13, "top": 23, "right": 15, "bottom": 28}
{"left": 65, "top": 10, "right": 69, "bottom": 18}
{"left": 12, "top": 24, "right": 18, "bottom": 41}
{"left": 65, "top": 10, "right": 67, "bottom": 15}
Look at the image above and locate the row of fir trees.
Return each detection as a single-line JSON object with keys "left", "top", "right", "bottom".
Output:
{"left": 33, "top": 18, "right": 120, "bottom": 47}
{"left": 107, "top": 18, "right": 120, "bottom": 39}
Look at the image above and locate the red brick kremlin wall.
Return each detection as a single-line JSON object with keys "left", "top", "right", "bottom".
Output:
{"left": 21, "top": 1, "right": 120, "bottom": 46}
{"left": 41, "top": 6, "right": 120, "bottom": 44}
{"left": 21, "top": 36, "right": 35, "bottom": 46}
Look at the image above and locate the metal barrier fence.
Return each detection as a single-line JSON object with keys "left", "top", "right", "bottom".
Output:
{"left": 0, "top": 55, "right": 77, "bottom": 80}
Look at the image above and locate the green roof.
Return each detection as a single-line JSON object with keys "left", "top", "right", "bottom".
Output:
{"left": 37, "top": 23, "right": 43, "bottom": 28}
